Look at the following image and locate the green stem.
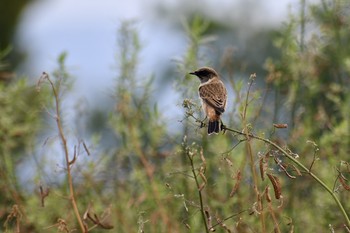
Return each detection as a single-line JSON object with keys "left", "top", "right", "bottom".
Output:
{"left": 224, "top": 126, "right": 350, "bottom": 228}
{"left": 187, "top": 153, "right": 209, "bottom": 233}
{"left": 241, "top": 74, "right": 266, "bottom": 233}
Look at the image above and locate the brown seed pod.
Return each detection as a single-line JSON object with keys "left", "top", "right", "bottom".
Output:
{"left": 273, "top": 123, "right": 288, "bottom": 128}
{"left": 230, "top": 170, "right": 241, "bottom": 197}
{"left": 259, "top": 157, "right": 266, "bottom": 181}
{"left": 265, "top": 186, "right": 272, "bottom": 203}
{"left": 267, "top": 173, "right": 282, "bottom": 199}
{"left": 339, "top": 175, "right": 350, "bottom": 191}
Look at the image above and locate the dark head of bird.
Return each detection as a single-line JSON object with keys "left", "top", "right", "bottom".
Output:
{"left": 189, "top": 67, "right": 219, "bottom": 83}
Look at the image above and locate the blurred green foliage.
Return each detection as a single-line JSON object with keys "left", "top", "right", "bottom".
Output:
{"left": 0, "top": 49, "right": 50, "bottom": 232}
{"left": 0, "top": 0, "right": 33, "bottom": 69}
{"left": 1, "top": 0, "right": 350, "bottom": 232}
{"left": 265, "top": 0, "right": 350, "bottom": 231}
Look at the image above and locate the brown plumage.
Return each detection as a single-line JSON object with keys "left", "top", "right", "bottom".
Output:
{"left": 189, "top": 67, "right": 227, "bottom": 135}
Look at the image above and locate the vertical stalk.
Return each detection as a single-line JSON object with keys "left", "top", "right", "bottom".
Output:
{"left": 182, "top": 139, "right": 209, "bottom": 233}
{"left": 241, "top": 74, "right": 265, "bottom": 232}
{"left": 187, "top": 152, "right": 209, "bottom": 233}
{"left": 45, "top": 74, "right": 86, "bottom": 232}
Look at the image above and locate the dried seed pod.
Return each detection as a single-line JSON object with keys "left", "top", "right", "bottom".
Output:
{"left": 224, "top": 157, "right": 233, "bottom": 167}
{"left": 205, "top": 210, "right": 215, "bottom": 232}
{"left": 184, "top": 222, "right": 191, "bottom": 229}
{"left": 229, "top": 171, "right": 241, "bottom": 197}
{"left": 290, "top": 164, "right": 302, "bottom": 176}
{"left": 259, "top": 157, "right": 266, "bottom": 181}
{"left": 273, "top": 123, "right": 288, "bottom": 128}
{"left": 267, "top": 173, "right": 282, "bottom": 199}
{"left": 265, "top": 186, "right": 272, "bottom": 203}
{"left": 339, "top": 175, "right": 350, "bottom": 191}
{"left": 215, "top": 215, "right": 231, "bottom": 232}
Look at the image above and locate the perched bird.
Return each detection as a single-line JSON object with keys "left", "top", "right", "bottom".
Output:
{"left": 189, "top": 67, "right": 227, "bottom": 135}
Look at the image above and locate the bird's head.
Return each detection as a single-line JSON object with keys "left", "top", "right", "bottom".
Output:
{"left": 189, "top": 67, "right": 219, "bottom": 83}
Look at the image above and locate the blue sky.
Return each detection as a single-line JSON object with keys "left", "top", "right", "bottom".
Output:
{"left": 16, "top": 0, "right": 294, "bottom": 106}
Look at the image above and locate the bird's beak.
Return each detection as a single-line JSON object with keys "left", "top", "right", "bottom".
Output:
{"left": 189, "top": 71, "right": 196, "bottom": 75}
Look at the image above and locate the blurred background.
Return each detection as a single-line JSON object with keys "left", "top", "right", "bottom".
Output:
{"left": 12, "top": 0, "right": 292, "bottom": 109}
{"left": 1, "top": 0, "right": 350, "bottom": 232}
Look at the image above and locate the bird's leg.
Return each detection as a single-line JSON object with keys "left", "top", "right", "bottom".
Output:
{"left": 200, "top": 116, "right": 207, "bottom": 128}
{"left": 220, "top": 119, "right": 227, "bottom": 133}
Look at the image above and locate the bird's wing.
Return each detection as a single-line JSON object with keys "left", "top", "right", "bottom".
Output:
{"left": 199, "top": 80, "right": 227, "bottom": 113}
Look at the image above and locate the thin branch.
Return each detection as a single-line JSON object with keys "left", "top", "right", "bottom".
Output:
{"left": 188, "top": 107, "right": 350, "bottom": 228}
{"left": 39, "top": 185, "right": 50, "bottom": 207}
{"left": 221, "top": 125, "right": 350, "bottom": 228}
{"left": 41, "top": 72, "right": 86, "bottom": 232}
{"left": 186, "top": 149, "right": 209, "bottom": 233}
{"left": 210, "top": 210, "right": 248, "bottom": 230}
{"left": 242, "top": 73, "right": 256, "bottom": 121}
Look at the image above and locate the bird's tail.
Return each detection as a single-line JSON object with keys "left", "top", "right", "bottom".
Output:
{"left": 208, "top": 120, "right": 220, "bottom": 135}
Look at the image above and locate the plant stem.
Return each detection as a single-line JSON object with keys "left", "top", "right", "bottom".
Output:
{"left": 187, "top": 152, "right": 209, "bottom": 233}
{"left": 241, "top": 74, "right": 266, "bottom": 233}
{"left": 47, "top": 76, "right": 86, "bottom": 232}
{"left": 224, "top": 126, "right": 350, "bottom": 228}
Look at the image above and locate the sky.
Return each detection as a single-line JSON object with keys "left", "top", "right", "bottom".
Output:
{"left": 17, "top": 0, "right": 183, "bottom": 103}
{"left": 16, "top": 0, "right": 295, "bottom": 109}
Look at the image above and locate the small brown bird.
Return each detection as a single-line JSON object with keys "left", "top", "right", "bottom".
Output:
{"left": 189, "top": 67, "right": 227, "bottom": 135}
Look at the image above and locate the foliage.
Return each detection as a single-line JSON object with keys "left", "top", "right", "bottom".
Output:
{"left": 0, "top": 50, "right": 50, "bottom": 232}
{"left": 264, "top": 0, "right": 350, "bottom": 231}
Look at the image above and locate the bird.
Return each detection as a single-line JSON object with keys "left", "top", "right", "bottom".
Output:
{"left": 189, "top": 67, "right": 227, "bottom": 135}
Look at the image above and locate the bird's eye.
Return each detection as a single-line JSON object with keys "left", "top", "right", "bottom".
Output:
{"left": 198, "top": 71, "right": 208, "bottom": 76}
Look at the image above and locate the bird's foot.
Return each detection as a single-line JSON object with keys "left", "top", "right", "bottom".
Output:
{"left": 220, "top": 122, "right": 227, "bottom": 134}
